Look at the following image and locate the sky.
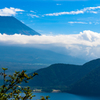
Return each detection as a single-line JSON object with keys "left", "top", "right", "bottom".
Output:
{"left": 1, "top": 0, "right": 100, "bottom": 61}
{"left": 1, "top": 0, "right": 100, "bottom": 35}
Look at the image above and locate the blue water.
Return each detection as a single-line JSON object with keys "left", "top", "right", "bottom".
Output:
{"left": 32, "top": 93, "right": 100, "bottom": 100}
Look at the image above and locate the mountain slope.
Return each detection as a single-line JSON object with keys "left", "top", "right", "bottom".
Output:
{"left": 63, "top": 58, "right": 100, "bottom": 87}
{"left": 28, "top": 64, "right": 82, "bottom": 88}
{"left": 68, "top": 65, "right": 100, "bottom": 96}
{"left": 0, "top": 16, "right": 40, "bottom": 35}
{"left": 26, "top": 58, "right": 100, "bottom": 94}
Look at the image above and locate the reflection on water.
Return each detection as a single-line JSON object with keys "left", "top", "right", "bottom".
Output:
{"left": 32, "top": 93, "right": 100, "bottom": 100}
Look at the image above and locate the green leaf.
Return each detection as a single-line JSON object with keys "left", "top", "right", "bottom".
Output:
{"left": 2, "top": 68, "right": 8, "bottom": 71}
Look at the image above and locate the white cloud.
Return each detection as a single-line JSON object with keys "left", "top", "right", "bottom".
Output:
{"left": 89, "top": 11, "right": 98, "bottom": 14}
{"left": 68, "top": 21, "right": 100, "bottom": 25}
{"left": 68, "top": 21, "right": 88, "bottom": 24}
{"left": 83, "top": 6, "right": 100, "bottom": 12}
{"left": 44, "top": 10, "right": 84, "bottom": 16}
{"left": 21, "top": 20, "right": 24, "bottom": 24}
{"left": 1, "top": 30, "right": 100, "bottom": 60}
{"left": 94, "top": 22, "right": 99, "bottom": 25}
{"left": 89, "top": 22, "right": 92, "bottom": 24}
{"left": 56, "top": 4, "right": 62, "bottom": 5}
{"left": 44, "top": 6, "right": 100, "bottom": 16}
{"left": 0, "top": 7, "right": 24, "bottom": 16}
{"left": 0, "top": 30, "right": 99, "bottom": 46}
{"left": 30, "top": 10, "right": 36, "bottom": 13}
{"left": 28, "top": 14, "right": 39, "bottom": 18}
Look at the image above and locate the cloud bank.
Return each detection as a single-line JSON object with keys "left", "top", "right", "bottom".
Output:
{"left": 0, "top": 7, "right": 24, "bottom": 16}
{"left": 0, "top": 30, "right": 100, "bottom": 60}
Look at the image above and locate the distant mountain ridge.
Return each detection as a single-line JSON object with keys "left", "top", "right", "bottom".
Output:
{"left": 0, "top": 46, "right": 86, "bottom": 65}
{"left": 0, "top": 16, "right": 40, "bottom": 35}
{"left": 25, "top": 58, "right": 100, "bottom": 95}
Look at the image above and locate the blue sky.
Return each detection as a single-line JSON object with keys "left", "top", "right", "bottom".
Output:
{"left": 1, "top": 0, "right": 100, "bottom": 60}
{"left": 1, "top": 0, "right": 100, "bottom": 35}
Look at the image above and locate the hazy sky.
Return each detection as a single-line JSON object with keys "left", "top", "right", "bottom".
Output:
{"left": 1, "top": 0, "right": 100, "bottom": 60}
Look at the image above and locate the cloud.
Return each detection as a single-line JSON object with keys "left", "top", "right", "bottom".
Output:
{"left": 68, "top": 21, "right": 88, "bottom": 24}
{"left": 89, "top": 11, "right": 97, "bottom": 14}
{"left": 21, "top": 20, "right": 24, "bottom": 24}
{"left": 44, "top": 10, "right": 84, "bottom": 16}
{"left": 30, "top": 10, "right": 36, "bottom": 13}
{"left": 0, "top": 30, "right": 99, "bottom": 46}
{"left": 56, "top": 4, "right": 62, "bottom": 5}
{"left": 1, "top": 30, "right": 100, "bottom": 60}
{"left": 83, "top": 6, "right": 100, "bottom": 11}
{"left": 94, "top": 22, "right": 99, "bottom": 25}
{"left": 68, "top": 21, "right": 100, "bottom": 25}
{"left": 44, "top": 6, "right": 100, "bottom": 16}
{"left": 28, "top": 14, "right": 39, "bottom": 18}
{"left": 89, "top": 22, "right": 92, "bottom": 24}
{"left": 0, "top": 7, "right": 24, "bottom": 16}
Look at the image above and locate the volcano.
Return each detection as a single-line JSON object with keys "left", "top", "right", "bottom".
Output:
{"left": 0, "top": 16, "right": 40, "bottom": 35}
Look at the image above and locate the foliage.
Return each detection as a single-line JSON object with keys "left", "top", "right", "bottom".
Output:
{"left": 0, "top": 68, "right": 50, "bottom": 100}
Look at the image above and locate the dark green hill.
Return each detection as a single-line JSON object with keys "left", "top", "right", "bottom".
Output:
{"left": 68, "top": 63, "right": 100, "bottom": 96}
{"left": 63, "top": 58, "right": 100, "bottom": 87}
{"left": 25, "top": 58, "right": 100, "bottom": 94}
{"left": 0, "top": 16, "right": 40, "bottom": 35}
{"left": 28, "top": 64, "right": 82, "bottom": 90}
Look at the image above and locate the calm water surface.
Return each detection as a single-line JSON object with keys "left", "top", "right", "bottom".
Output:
{"left": 32, "top": 93, "right": 100, "bottom": 100}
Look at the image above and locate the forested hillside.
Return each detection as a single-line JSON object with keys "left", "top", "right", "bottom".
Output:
{"left": 24, "top": 58, "right": 100, "bottom": 95}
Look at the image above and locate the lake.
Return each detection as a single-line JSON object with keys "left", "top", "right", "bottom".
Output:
{"left": 32, "top": 93, "right": 100, "bottom": 100}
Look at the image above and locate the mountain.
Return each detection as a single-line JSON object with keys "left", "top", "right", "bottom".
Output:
{"left": 28, "top": 64, "right": 82, "bottom": 91}
{"left": 63, "top": 58, "right": 100, "bottom": 87}
{"left": 25, "top": 58, "right": 100, "bottom": 95}
{"left": 0, "top": 46, "right": 86, "bottom": 65}
{"left": 0, "top": 16, "right": 40, "bottom": 35}
{"left": 68, "top": 64, "right": 100, "bottom": 96}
